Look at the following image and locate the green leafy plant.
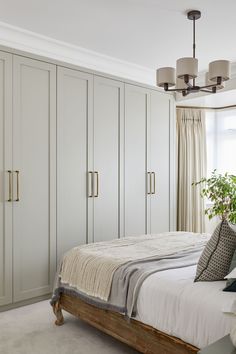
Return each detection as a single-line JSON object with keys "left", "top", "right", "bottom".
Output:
{"left": 192, "top": 170, "right": 236, "bottom": 224}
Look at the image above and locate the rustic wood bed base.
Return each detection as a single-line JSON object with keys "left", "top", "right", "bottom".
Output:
{"left": 53, "top": 293, "right": 199, "bottom": 354}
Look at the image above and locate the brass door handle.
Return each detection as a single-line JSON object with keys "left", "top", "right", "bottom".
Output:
{"left": 88, "top": 171, "right": 93, "bottom": 198}
{"left": 7, "top": 170, "right": 12, "bottom": 202}
{"left": 15, "top": 170, "right": 20, "bottom": 201}
{"left": 94, "top": 171, "right": 99, "bottom": 197}
{"left": 151, "top": 172, "right": 156, "bottom": 194}
{"left": 147, "top": 172, "right": 152, "bottom": 195}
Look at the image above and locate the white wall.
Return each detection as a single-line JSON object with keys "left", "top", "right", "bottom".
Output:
{"left": 205, "top": 215, "right": 219, "bottom": 234}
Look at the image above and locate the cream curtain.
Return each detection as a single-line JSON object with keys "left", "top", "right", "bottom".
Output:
{"left": 176, "top": 108, "right": 207, "bottom": 233}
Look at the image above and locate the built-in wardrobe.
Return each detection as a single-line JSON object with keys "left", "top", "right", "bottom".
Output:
{"left": 0, "top": 52, "right": 56, "bottom": 307}
{"left": 0, "top": 49, "right": 175, "bottom": 309}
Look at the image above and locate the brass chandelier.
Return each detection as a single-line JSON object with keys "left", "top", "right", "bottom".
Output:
{"left": 156, "top": 10, "right": 231, "bottom": 96}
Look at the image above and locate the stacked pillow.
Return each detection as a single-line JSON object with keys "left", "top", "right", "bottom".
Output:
{"left": 195, "top": 220, "right": 236, "bottom": 285}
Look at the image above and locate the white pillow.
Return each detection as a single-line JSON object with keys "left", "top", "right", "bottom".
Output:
{"left": 222, "top": 298, "right": 236, "bottom": 314}
{"left": 224, "top": 267, "right": 236, "bottom": 279}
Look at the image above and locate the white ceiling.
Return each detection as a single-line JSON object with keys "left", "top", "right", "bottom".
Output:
{"left": 0, "top": 0, "right": 236, "bottom": 72}
{"left": 178, "top": 89, "right": 236, "bottom": 108}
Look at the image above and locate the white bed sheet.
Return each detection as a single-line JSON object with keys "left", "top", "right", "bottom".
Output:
{"left": 136, "top": 265, "right": 236, "bottom": 349}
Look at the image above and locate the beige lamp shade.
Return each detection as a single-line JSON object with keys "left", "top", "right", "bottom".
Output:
{"left": 205, "top": 72, "right": 225, "bottom": 89}
{"left": 209, "top": 60, "right": 230, "bottom": 82}
{"left": 176, "top": 57, "right": 198, "bottom": 79}
{"left": 156, "top": 67, "right": 175, "bottom": 87}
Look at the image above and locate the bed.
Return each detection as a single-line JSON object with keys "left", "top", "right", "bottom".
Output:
{"left": 52, "top": 232, "right": 236, "bottom": 354}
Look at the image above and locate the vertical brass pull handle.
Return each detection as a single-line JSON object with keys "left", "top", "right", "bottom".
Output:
{"left": 7, "top": 170, "right": 12, "bottom": 202}
{"left": 15, "top": 170, "right": 20, "bottom": 201}
{"left": 147, "top": 172, "right": 150, "bottom": 195}
{"left": 88, "top": 171, "right": 93, "bottom": 198}
{"left": 94, "top": 171, "right": 99, "bottom": 198}
{"left": 147, "top": 172, "right": 152, "bottom": 195}
{"left": 151, "top": 172, "right": 156, "bottom": 194}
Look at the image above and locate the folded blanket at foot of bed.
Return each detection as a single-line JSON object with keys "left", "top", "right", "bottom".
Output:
{"left": 51, "top": 232, "right": 209, "bottom": 317}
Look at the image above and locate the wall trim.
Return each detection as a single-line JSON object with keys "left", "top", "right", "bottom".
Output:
{"left": 0, "top": 21, "right": 235, "bottom": 90}
{"left": 0, "top": 21, "right": 156, "bottom": 86}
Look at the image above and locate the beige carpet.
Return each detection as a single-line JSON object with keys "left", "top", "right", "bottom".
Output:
{"left": 0, "top": 300, "right": 138, "bottom": 354}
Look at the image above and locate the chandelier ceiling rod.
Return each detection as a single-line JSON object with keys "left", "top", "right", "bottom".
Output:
{"left": 193, "top": 14, "right": 196, "bottom": 86}
{"left": 156, "top": 10, "right": 231, "bottom": 97}
{"left": 193, "top": 13, "right": 196, "bottom": 59}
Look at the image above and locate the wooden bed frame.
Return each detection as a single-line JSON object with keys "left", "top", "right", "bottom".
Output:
{"left": 53, "top": 293, "right": 199, "bottom": 354}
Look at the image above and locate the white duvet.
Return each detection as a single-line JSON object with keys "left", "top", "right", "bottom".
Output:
{"left": 136, "top": 265, "right": 236, "bottom": 349}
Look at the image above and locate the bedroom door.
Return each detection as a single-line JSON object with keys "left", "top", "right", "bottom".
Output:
{"left": 90, "top": 76, "right": 124, "bottom": 243}
{"left": 147, "top": 90, "right": 171, "bottom": 233}
{"left": 57, "top": 67, "right": 93, "bottom": 261}
{"left": 12, "top": 56, "right": 57, "bottom": 302}
{"left": 0, "top": 51, "right": 13, "bottom": 306}
{"left": 124, "top": 84, "right": 149, "bottom": 237}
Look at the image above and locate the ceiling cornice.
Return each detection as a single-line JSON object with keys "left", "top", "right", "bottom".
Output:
{"left": 0, "top": 21, "right": 156, "bottom": 85}
{"left": 0, "top": 21, "right": 235, "bottom": 90}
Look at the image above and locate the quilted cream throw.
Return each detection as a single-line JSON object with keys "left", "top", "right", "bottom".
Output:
{"left": 60, "top": 232, "right": 209, "bottom": 301}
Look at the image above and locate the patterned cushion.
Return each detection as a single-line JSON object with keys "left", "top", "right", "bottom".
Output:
{"left": 223, "top": 250, "right": 236, "bottom": 292}
{"left": 195, "top": 220, "right": 236, "bottom": 282}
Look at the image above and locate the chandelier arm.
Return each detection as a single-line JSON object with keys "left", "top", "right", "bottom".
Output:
{"left": 200, "top": 83, "right": 221, "bottom": 90}
{"left": 186, "top": 81, "right": 193, "bottom": 88}
{"left": 164, "top": 87, "right": 187, "bottom": 92}
{"left": 165, "top": 83, "right": 221, "bottom": 94}
{"left": 200, "top": 89, "right": 213, "bottom": 93}
{"left": 200, "top": 87, "right": 217, "bottom": 94}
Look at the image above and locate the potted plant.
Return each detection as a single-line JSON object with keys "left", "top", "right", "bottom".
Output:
{"left": 194, "top": 171, "right": 236, "bottom": 347}
{"left": 192, "top": 170, "right": 236, "bottom": 289}
{"left": 193, "top": 170, "right": 236, "bottom": 223}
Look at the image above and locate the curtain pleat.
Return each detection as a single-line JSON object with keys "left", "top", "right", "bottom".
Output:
{"left": 176, "top": 108, "right": 207, "bottom": 233}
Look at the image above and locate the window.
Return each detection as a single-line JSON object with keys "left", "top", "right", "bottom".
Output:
{"left": 206, "top": 109, "right": 236, "bottom": 176}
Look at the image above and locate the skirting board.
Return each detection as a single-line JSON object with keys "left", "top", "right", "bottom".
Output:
{"left": 0, "top": 294, "right": 51, "bottom": 312}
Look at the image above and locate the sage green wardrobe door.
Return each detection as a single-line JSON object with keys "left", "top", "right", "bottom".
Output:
{"left": 57, "top": 67, "right": 93, "bottom": 261}
{"left": 13, "top": 56, "right": 56, "bottom": 302}
{"left": 124, "top": 84, "right": 149, "bottom": 237}
{"left": 148, "top": 90, "right": 171, "bottom": 233}
{"left": 0, "top": 51, "right": 13, "bottom": 306}
{"left": 91, "top": 76, "right": 124, "bottom": 242}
